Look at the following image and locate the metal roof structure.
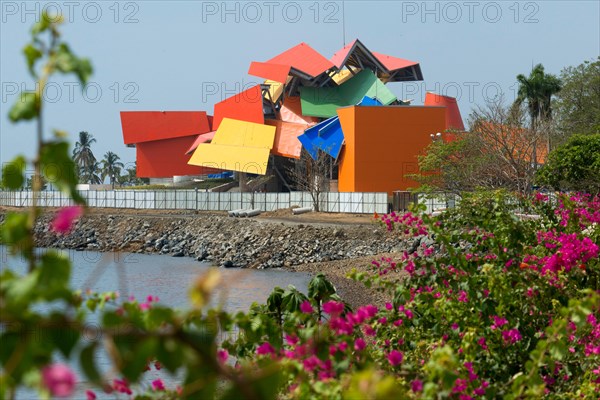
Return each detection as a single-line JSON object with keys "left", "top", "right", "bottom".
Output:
{"left": 330, "top": 39, "right": 423, "bottom": 83}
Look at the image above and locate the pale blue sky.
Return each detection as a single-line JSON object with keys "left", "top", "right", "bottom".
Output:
{"left": 1, "top": 1, "right": 599, "bottom": 171}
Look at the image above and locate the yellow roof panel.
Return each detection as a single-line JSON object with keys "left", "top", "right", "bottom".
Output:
{"left": 332, "top": 69, "right": 355, "bottom": 85}
{"left": 264, "top": 79, "right": 288, "bottom": 103}
{"left": 188, "top": 143, "right": 271, "bottom": 175}
{"left": 212, "top": 118, "right": 276, "bottom": 149}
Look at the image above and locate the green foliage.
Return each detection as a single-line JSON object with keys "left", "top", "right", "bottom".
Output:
{"left": 554, "top": 57, "right": 600, "bottom": 139}
{"left": 536, "top": 134, "right": 600, "bottom": 193}
{"left": 1, "top": 156, "right": 26, "bottom": 189}
{"left": 8, "top": 92, "right": 39, "bottom": 122}
{"left": 41, "top": 140, "right": 84, "bottom": 203}
{"left": 411, "top": 99, "right": 539, "bottom": 194}
{"left": 515, "top": 63, "right": 562, "bottom": 127}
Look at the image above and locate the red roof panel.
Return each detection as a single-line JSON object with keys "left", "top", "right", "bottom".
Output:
{"left": 136, "top": 136, "right": 220, "bottom": 178}
{"left": 424, "top": 92, "right": 465, "bottom": 131}
{"left": 267, "top": 42, "right": 334, "bottom": 78}
{"left": 212, "top": 85, "right": 264, "bottom": 131}
{"left": 372, "top": 51, "right": 419, "bottom": 71}
{"left": 248, "top": 61, "right": 291, "bottom": 83}
{"left": 330, "top": 40, "right": 358, "bottom": 69}
{"left": 121, "top": 111, "right": 211, "bottom": 145}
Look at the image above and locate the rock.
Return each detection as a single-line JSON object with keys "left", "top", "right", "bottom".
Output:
{"left": 172, "top": 251, "right": 184, "bottom": 257}
{"left": 222, "top": 260, "right": 235, "bottom": 268}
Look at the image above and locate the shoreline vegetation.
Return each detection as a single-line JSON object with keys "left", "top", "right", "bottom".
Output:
{"left": 0, "top": 206, "right": 409, "bottom": 308}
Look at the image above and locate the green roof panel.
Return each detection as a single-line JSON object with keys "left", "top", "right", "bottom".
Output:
{"left": 299, "top": 70, "right": 396, "bottom": 118}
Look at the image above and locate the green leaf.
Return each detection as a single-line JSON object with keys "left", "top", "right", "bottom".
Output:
{"left": 31, "top": 13, "right": 52, "bottom": 35}
{"left": 1, "top": 156, "right": 26, "bottom": 190}
{"left": 38, "top": 251, "right": 71, "bottom": 296}
{"left": 308, "top": 273, "right": 336, "bottom": 302}
{"left": 8, "top": 91, "right": 38, "bottom": 122}
{"left": 6, "top": 270, "right": 40, "bottom": 309}
{"left": 49, "top": 321, "right": 80, "bottom": 358}
{"left": 53, "top": 44, "right": 93, "bottom": 85}
{"left": 40, "top": 140, "right": 85, "bottom": 204}
{"left": 282, "top": 285, "right": 308, "bottom": 313}
{"left": 145, "top": 306, "right": 175, "bottom": 330}
{"left": 23, "top": 44, "right": 42, "bottom": 77}
{"left": 156, "top": 337, "right": 185, "bottom": 373}
{"left": 80, "top": 343, "right": 102, "bottom": 384}
{"left": 120, "top": 338, "right": 158, "bottom": 382}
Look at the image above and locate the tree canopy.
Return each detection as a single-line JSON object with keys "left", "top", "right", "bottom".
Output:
{"left": 536, "top": 134, "right": 600, "bottom": 194}
{"left": 553, "top": 57, "right": 600, "bottom": 140}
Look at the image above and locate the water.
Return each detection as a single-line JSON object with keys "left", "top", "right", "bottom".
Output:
{"left": 0, "top": 246, "right": 311, "bottom": 398}
{"left": 1, "top": 247, "right": 310, "bottom": 311}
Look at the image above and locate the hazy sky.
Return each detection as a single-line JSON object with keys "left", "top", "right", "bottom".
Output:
{"left": 1, "top": 1, "right": 599, "bottom": 172}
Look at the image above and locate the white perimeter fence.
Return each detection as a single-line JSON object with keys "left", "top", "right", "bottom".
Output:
{"left": 0, "top": 190, "right": 390, "bottom": 214}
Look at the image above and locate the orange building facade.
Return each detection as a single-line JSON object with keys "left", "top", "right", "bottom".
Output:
{"left": 338, "top": 106, "right": 447, "bottom": 194}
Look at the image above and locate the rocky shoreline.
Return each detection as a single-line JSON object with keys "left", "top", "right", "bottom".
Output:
{"left": 1, "top": 209, "right": 408, "bottom": 271}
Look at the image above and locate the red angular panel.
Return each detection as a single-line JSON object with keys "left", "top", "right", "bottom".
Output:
{"left": 212, "top": 85, "right": 264, "bottom": 131}
{"left": 248, "top": 61, "right": 291, "bottom": 83}
{"left": 136, "top": 136, "right": 219, "bottom": 178}
{"left": 330, "top": 40, "right": 358, "bottom": 69}
{"left": 372, "top": 51, "right": 419, "bottom": 71}
{"left": 424, "top": 92, "right": 465, "bottom": 131}
{"left": 267, "top": 42, "right": 334, "bottom": 78}
{"left": 121, "top": 111, "right": 210, "bottom": 145}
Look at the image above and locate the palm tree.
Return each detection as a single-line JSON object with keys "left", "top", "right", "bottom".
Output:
{"left": 100, "top": 151, "right": 124, "bottom": 186}
{"left": 515, "top": 64, "right": 562, "bottom": 164}
{"left": 73, "top": 131, "right": 98, "bottom": 183}
{"left": 81, "top": 162, "right": 102, "bottom": 184}
{"left": 515, "top": 64, "right": 562, "bottom": 129}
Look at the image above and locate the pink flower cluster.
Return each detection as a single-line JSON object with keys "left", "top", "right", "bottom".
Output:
{"left": 51, "top": 205, "right": 83, "bottom": 234}
{"left": 380, "top": 211, "right": 428, "bottom": 236}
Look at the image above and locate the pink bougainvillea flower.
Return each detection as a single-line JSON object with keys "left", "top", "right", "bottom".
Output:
{"left": 285, "top": 334, "right": 299, "bottom": 346}
{"left": 490, "top": 315, "right": 508, "bottom": 330}
{"left": 113, "top": 378, "right": 132, "bottom": 395}
{"left": 51, "top": 205, "right": 83, "bottom": 234}
{"left": 85, "top": 390, "right": 96, "bottom": 400}
{"left": 387, "top": 350, "right": 403, "bottom": 366}
{"left": 322, "top": 301, "right": 344, "bottom": 316}
{"left": 411, "top": 379, "right": 423, "bottom": 392}
{"left": 354, "top": 338, "right": 366, "bottom": 351}
{"left": 257, "top": 342, "right": 276, "bottom": 355}
{"left": 151, "top": 379, "right": 165, "bottom": 391}
{"left": 502, "top": 328, "right": 522, "bottom": 344}
{"left": 300, "top": 300, "right": 314, "bottom": 314}
{"left": 41, "top": 363, "right": 76, "bottom": 398}
{"left": 303, "top": 355, "right": 320, "bottom": 372}
{"left": 217, "top": 349, "right": 229, "bottom": 364}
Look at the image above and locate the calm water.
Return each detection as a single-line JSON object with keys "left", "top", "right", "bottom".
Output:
{"left": 1, "top": 246, "right": 310, "bottom": 399}
{"left": 1, "top": 246, "right": 310, "bottom": 310}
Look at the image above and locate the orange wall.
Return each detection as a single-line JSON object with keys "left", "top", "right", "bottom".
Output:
{"left": 137, "top": 136, "right": 218, "bottom": 178}
{"left": 338, "top": 106, "right": 446, "bottom": 194}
